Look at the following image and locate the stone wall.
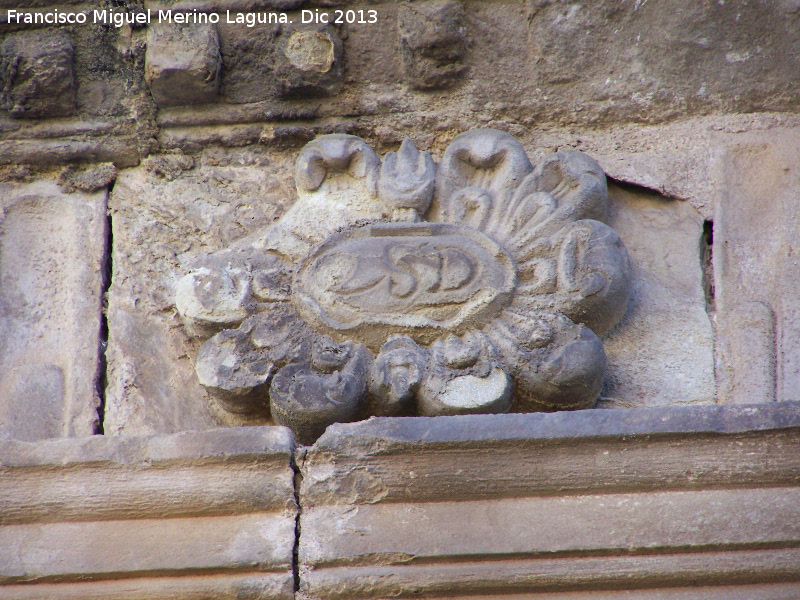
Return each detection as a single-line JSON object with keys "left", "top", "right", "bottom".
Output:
{"left": 3, "top": 0, "right": 799, "bottom": 438}
{"left": 2, "top": 0, "right": 800, "bottom": 597}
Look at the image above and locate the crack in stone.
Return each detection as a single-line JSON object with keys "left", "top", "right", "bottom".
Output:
{"left": 94, "top": 181, "right": 115, "bottom": 435}
{"left": 292, "top": 446, "right": 306, "bottom": 593}
{"left": 702, "top": 219, "right": 716, "bottom": 315}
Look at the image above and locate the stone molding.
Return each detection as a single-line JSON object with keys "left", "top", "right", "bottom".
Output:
{"left": 298, "top": 402, "right": 800, "bottom": 599}
{"left": 2, "top": 403, "right": 800, "bottom": 599}
{"left": 0, "top": 427, "right": 297, "bottom": 600}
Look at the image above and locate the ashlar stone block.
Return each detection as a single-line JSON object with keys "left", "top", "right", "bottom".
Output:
{"left": 298, "top": 404, "right": 800, "bottom": 599}
{"left": 713, "top": 126, "right": 800, "bottom": 404}
{"left": 398, "top": 0, "right": 468, "bottom": 90}
{"left": 600, "top": 183, "right": 716, "bottom": 408}
{"left": 0, "top": 181, "right": 106, "bottom": 441}
{"left": 0, "top": 426, "right": 296, "bottom": 599}
{"left": 145, "top": 21, "right": 222, "bottom": 107}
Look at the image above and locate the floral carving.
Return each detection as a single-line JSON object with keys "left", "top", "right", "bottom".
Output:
{"left": 175, "top": 129, "right": 632, "bottom": 443}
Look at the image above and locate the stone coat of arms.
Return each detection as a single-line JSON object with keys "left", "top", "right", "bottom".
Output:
{"left": 175, "top": 129, "right": 631, "bottom": 443}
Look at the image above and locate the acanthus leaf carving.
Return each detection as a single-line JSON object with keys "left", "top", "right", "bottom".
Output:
{"left": 294, "top": 134, "right": 381, "bottom": 194}
{"left": 378, "top": 138, "right": 436, "bottom": 214}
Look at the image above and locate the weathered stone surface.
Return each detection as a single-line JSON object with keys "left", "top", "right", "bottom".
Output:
{"left": 1, "top": 2, "right": 800, "bottom": 169}
{"left": 713, "top": 126, "right": 800, "bottom": 404}
{"left": 368, "top": 335, "right": 427, "bottom": 416}
{"left": 600, "top": 182, "right": 716, "bottom": 408}
{"left": 301, "top": 404, "right": 800, "bottom": 504}
{"left": 175, "top": 130, "right": 632, "bottom": 442}
{"left": 521, "top": 0, "right": 800, "bottom": 124}
{"left": 58, "top": 163, "right": 117, "bottom": 193}
{"left": 0, "top": 365, "right": 65, "bottom": 443}
{"left": 0, "top": 135, "right": 146, "bottom": 170}
{"left": 302, "top": 551, "right": 800, "bottom": 599}
{"left": 0, "top": 30, "right": 76, "bottom": 119}
{"left": 0, "top": 426, "right": 296, "bottom": 523}
{"left": 216, "top": 20, "right": 282, "bottom": 105}
{"left": 260, "top": 124, "right": 316, "bottom": 149}
{"left": 104, "top": 304, "right": 222, "bottom": 435}
{"left": 0, "top": 181, "right": 105, "bottom": 441}
{"left": 275, "top": 26, "right": 344, "bottom": 98}
{"left": 270, "top": 342, "right": 371, "bottom": 445}
{"left": 105, "top": 153, "right": 296, "bottom": 435}
{"left": 1, "top": 514, "right": 293, "bottom": 582}
{"left": 398, "top": 0, "right": 468, "bottom": 90}
{"left": 0, "top": 15, "right": 155, "bottom": 166}
{"left": 298, "top": 403, "right": 800, "bottom": 599}
{"left": 292, "top": 222, "right": 517, "bottom": 347}
{"left": 302, "top": 491, "right": 800, "bottom": 581}
{"left": 0, "top": 426, "right": 296, "bottom": 599}
{"left": 215, "top": 19, "right": 344, "bottom": 105}
{"left": 145, "top": 21, "right": 222, "bottom": 107}
{"left": 717, "top": 301, "right": 776, "bottom": 404}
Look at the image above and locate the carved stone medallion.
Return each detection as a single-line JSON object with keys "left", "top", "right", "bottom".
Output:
{"left": 175, "top": 129, "right": 632, "bottom": 443}
{"left": 294, "top": 222, "right": 517, "bottom": 349}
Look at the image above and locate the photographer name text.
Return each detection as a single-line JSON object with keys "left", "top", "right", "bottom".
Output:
{"left": 5, "top": 8, "right": 378, "bottom": 27}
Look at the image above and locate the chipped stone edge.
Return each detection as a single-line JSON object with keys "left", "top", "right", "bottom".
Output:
{"left": 297, "top": 403, "right": 800, "bottom": 599}
{"left": 299, "top": 402, "right": 800, "bottom": 507}
{"left": 311, "top": 401, "right": 800, "bottom": 449}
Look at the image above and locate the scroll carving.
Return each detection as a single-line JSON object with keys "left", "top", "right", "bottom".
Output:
{"left": 175, "top": 129, "right": 632, "bottom": 443}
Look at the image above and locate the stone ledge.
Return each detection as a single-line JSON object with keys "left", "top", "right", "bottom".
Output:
{"left": 406, "top": 584, "right": 800, "bottom": 600}
{"left": 301, "top": 402, "right": 800, "bottom": 504}
{"left": 0, "top": 136, "right": 142, "bottom": 168}
{"left": 314, "top": 401, "right": 800, "bottom": 446}
{"left": 1, "top": 513, "right": 294, "bottom": 584}
{"left": 0, "top": 573, "right": 294, "bottom": 600}
{"left": 303, "top": 550, "right": 800, "bottom": 599}
{"left": 302, "top": 487, "right": 800, "bottom": 566}
{"left": 0, "top": 423, "right": 294, "bottom": 468}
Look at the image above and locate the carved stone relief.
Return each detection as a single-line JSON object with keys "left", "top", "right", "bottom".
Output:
{"left": 175, "top": 129, "right": 632, "bottom": 443}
